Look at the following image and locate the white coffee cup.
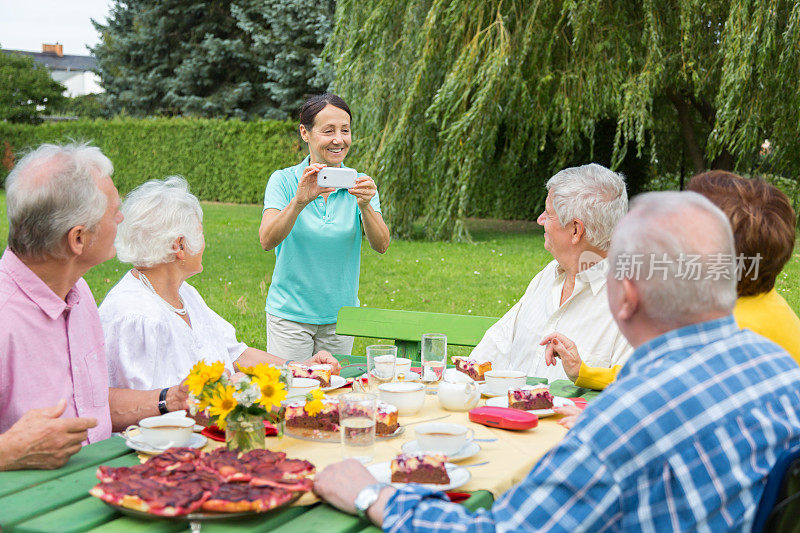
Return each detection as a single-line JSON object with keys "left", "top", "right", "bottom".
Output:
{"left": 287, "top": 377, "right": 320, "bottom": 398}
{"left": 484, "top": 370, "right": 526, "bottom": 394}
{"left": 378, "top": 381, "right": 425, "bottom": 415}
{"left": 415, "top": 422, "right": 474, "bottom": 456}
{"left": 124, "top": 416, "right": 194, "bottom": 448}
{"left": 393, "top": 357, "right": 413, "bottom": 379}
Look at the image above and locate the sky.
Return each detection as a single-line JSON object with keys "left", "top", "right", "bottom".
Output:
{"left": 0, "top": 0, "right": 112, "bottom": 55}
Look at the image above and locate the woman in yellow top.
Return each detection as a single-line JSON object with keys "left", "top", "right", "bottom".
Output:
{"left": 546, "top": 171, "right": 800, "bottom": 392}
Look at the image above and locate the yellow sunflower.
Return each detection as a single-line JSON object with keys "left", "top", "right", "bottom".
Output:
{"left": 304, "top": 389, "right": 326, "bottom": 416}
{"left": 185, "top": 360, "right": 226, "bottom": 396}
{"left": 254, "top": 375, "right": 287, "bottom": 410}
{"left": 251, "top": 363, "right": 282, "bottom": 383}
{"left": 207, "top": 383, "right": 237, "bottom": 429}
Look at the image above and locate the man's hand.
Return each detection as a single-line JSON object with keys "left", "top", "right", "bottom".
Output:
{"left": 0, "top": 399, "right": 96, "bottom": 471}
{"left": 540, "top": 332, "right": 582, "bottom": 382}
{"left": 555, "top": 405, "right": 585, "bottom": 430}
{"left": 306, "top": 350, "right": 342, "bottom": 374}
{"left": 314, "top": 459, "right": 387, "bottom": 516}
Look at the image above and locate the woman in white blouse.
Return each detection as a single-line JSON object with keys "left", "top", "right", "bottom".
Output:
{"left": 99, "top": 176, "right": 339, "bottom": 392}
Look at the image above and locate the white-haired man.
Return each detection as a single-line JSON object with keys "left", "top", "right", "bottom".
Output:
{"left": 313, "top": 191, "right": 800, "bottom": 531}
{"left": 0, "top": 143, "right": 187, "bottom": 471}
{"left": 469, "top": 163, "right": 633, "bottom": 381}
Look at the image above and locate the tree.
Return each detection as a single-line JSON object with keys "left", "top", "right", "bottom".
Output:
{"left": 92, "top": 0, "right": 334, "bottom": 119}
{"left": 92, "top": 0, "right": 272, "bottom": 118}
{"left": 325, "top": 1, "right": 800, "bottom": 240}
{"left": 0, "top": 50, "right": 65, "bottom": 123}
{"left": 232, "top": 0, "right": 335, "bottom": 118}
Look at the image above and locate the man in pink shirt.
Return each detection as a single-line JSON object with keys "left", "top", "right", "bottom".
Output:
{"left": 0, "top": 143, "right": 188, "bottom": 471}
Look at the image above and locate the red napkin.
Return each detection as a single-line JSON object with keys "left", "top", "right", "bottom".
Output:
{"left": 201, "top": 420, "right": 278, "bottom": 442}
{"left": 446, "top": 492, "right": 471, "bottom": 503}
{"left": 569, "top": 398, "right": 588, "bottom": 410}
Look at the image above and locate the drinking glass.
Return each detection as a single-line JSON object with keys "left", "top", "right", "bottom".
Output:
{"left": 421, "top": 333, "right": 447, "bottom": 394}
{"left": 339, "top": 392, "right": 377, "bottom": 464}
{"left": 366, "top": 345, "right": 397, "bottom": 392}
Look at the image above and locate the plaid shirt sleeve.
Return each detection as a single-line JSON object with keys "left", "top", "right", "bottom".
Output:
{"left": 383, "top": 435, "right": 621, "bottom": 533}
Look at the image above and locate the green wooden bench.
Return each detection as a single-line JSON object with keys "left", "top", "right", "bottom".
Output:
{"left": 335, "top": 306, "right": 499, "bottom": 360}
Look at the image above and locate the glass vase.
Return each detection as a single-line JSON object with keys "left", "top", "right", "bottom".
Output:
{"left": 225, "top": 413, "right": 265, "bottom": 452}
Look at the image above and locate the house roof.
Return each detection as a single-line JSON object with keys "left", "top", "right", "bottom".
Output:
{"left": 0, "top": 49, "right": 97, "bottom": 72}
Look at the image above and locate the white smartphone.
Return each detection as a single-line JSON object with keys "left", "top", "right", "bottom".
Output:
{"left": 317, "top": 167, "right": 357, "bottom": 189}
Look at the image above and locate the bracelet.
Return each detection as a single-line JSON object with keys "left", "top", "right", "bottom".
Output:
{"left": 158, "top": 387, "right": 170, "bottom": 415}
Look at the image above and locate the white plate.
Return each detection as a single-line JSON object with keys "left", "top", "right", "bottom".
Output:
{"left": 321, "top": 374, "right": 347, "bottom": 392}
{"left": 485, "top": 396, "right": 575, "bottom": 417}
{"left": 125, "top": 433, "right": 207, "bottom": 454}
{"left": 367, "top": 461, "right": 470, "bottom": 491}
{"left": 401, "top": 440, "right": 481, "bottom": 462}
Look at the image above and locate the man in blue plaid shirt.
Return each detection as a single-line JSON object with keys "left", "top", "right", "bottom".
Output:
{"left": 314, "top": 191, "right": 800, "bottom": 532}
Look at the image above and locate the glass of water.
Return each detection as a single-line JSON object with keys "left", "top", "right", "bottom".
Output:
{"left": 421, "top": 333, "right": 447, "bottom": 394}
{"left": 366, "top": 344, "right": 397, "bottom": 392}
{"left": 339, "top": 392, "right": 377, "bottom": 464}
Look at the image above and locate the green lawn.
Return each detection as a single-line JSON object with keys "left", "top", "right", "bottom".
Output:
{"left": 2, "top": 190, "right": 799, "bottom": 358}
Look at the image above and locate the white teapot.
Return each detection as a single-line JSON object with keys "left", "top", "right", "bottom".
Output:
{"left": 437, "top": 369, "right": 480, "bottom": 411}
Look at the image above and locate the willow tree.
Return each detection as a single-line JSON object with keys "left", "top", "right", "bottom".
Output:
{"left": 325, "top": 1, "right": 800, "bottom": 240}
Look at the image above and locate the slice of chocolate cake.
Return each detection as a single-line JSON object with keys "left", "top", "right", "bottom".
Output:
{"left": 390, "top": 453, "right": 450, "bottom": 485}
{"left": 508, "top": 384, "right": 554, "bottom": 410}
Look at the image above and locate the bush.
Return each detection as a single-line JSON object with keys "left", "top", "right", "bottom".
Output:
{"left": 0, "top": 118, "right": 305, "bottom": 202}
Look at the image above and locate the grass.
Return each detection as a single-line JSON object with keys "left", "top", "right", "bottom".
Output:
{"left": 2, "top": 190, "right": 800, "bottom": 358}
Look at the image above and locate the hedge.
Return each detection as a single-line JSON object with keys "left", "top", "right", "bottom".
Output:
{"left": 0, "top": 118, "right": 305, "bottom": 203}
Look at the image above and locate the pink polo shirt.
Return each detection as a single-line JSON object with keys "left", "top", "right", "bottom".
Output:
{"left": 0, "top": 249, "right": 111, "bottom": 443}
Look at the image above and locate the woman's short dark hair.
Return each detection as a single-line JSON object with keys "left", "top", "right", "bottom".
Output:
{"left": 687, "top": 170, "right": 796, "bottom": 297}
{"left": 299, "top": 93, "right": 351, "bottom": 131}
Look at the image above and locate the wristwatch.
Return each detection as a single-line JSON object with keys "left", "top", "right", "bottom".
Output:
{"left": 158, "top": 387, "right": 170, "bottom": 415}
{"left": 354, "top": 482, "right": 388, "bottom": 518}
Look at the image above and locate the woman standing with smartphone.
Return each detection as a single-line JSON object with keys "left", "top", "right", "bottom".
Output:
{"left": 258, "top": 93, "right": 390, "bottom": 359}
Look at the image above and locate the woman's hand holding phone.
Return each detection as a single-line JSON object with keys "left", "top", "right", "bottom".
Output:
{"left": 348, "top": 176, "right": 378, "bottom": 208}
{"left": 296, "top": 164, "right": 334, "bottom": 206}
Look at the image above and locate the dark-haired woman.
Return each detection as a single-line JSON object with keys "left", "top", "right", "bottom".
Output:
{"left": 258, "top": 94, "right": 390, "bottom": 359}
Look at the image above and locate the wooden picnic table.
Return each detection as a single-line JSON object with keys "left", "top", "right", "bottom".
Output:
{"left": 0, "top": 360, "right": 600, "bottom": 532}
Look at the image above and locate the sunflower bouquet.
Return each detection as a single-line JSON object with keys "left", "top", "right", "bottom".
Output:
{"left": 185, "top": 360, "right": 289, "bottom": 451}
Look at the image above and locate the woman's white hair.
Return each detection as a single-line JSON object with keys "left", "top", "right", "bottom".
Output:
{"left": 546, "top": 163, "right": 628, "bottom": 251}
{"left": 5, "top": 142, "right": 112, "bottom": 259}
{"left": 115, "top": 176, "right": 204, "bottom": 267}
{"left": 609, "top": 191, "right": 737, "bottom": 325}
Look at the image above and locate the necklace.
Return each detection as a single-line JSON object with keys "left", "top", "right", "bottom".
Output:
{"left": 135, "top": 270, "right": 188, "bottom": 316}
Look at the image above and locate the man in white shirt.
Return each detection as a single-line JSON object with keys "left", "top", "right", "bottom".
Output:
{"left": 469, "top": 163, "right": 633, "bottom": 381}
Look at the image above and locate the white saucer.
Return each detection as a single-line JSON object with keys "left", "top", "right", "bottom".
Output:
{"left": 401, "top": 440, "right": 481, "bottom": 462}
{"left": 125, "top": 433, "right": 207, "bottom": 454}
{"left": 321, "top": 375, "right": 347, "bottom": 392}
{"left": 367, "top": 461, "right": 470, "bottom": 491}
{"left": 485, "top": 396, "right": 575, "bottom": 417}
{"left": 479, "top": 383, "right": 511, "bottom": 397}
{"left": 369, "top": 370, "right": 422, "bottom": 383}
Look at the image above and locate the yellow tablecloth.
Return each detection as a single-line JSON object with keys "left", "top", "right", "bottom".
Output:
{"left": 140, "top": 390, "right": 569, "bottom": 505}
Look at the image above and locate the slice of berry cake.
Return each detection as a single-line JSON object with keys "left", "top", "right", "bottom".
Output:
{"left": 284, "top": 398, "right": 340, "bottom": 432}
{"left": 454, "top": 358, "right": 492, "bottom": 381}
{"left": 287, "top": 362, "right": 333, "bottom": 387}
{"left": 508, "top": 384, "right": 554, "bottom": 410}
{"left": 390, "top": 453, "right": 450, "bottom": 485}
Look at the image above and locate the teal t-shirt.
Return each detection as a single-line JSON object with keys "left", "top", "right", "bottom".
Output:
{"left": 263, "top": 156, "right": 381, "bottom": 324}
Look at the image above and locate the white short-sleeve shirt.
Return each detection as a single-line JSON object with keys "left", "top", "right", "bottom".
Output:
{"left": 99, "top": 271, "right": 247, "bottom": 390}
{"left": 469, "top": 259, "right": 633, "bottom": 382}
